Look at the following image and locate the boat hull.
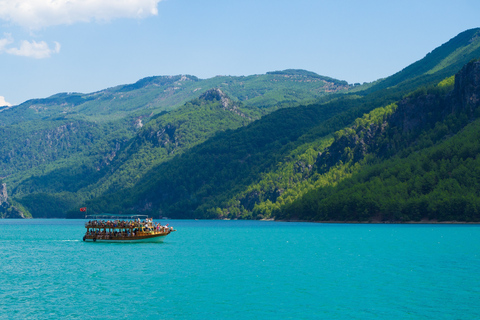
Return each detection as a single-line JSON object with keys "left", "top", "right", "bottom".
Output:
{"left": 83, "top": 233, "right": 169, "bottom": 243}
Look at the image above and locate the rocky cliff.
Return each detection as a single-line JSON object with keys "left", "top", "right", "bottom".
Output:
{"left": 0, "top": 183, "right": 7, "bottom": 204}
{"left": 0, "top": 183, "right": 26, "bottom": 218}
{"left": 453, "top": 59, "right": 480, "bottom": 115}
{"left": 199, "top": 88, "right": 251, "bottom": 119}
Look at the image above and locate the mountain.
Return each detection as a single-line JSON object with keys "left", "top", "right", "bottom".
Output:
{"left": 0, "top": 69, "right": 347, "bottom": 178}
{"left": 0, "top": 70, "right": 348, "bottom": 125}
{"left": 2, "top": 28, "right": 480, "bottom": 221}
{"left": 0, "top": 69, "right": 347, "bottom": 201}
{"left": 78, "top": 29, "right": 480, "bottom": 221}
{"left": 4, "top": 88, "right": 258, "bottom": 218}
{"left": 280, "top": 60, "right": 480, "bottom": 222}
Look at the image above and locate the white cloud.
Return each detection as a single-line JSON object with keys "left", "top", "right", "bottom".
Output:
{"left": 5, "top": 40, "right": 60, "bottom": 58}
{"left": 0, "top": 96, "right": 12, "bottom": 107}
{"left": 0, "top": 33, "right": 60, "bottom": 58}
{"left": 0, "top": 33, "right": 13, "bottom": 50}
{"left": 0, "top": 0, "right": 162, "bottom": 29}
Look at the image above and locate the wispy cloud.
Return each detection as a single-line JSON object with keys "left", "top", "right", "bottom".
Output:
{"left": 0, "top": 33, "right": 60, "bottom": 58}
{"left": 0, "top": 0, "right": 163, "bottom": 29}
{"left": 0, "top": 33, "right": 13, "bottom": 50}
{"left": 0, "top": 1, "right": 161, "bottom": 59}
{"left": 6, "top": 40, "right": 60, "bottom": 59}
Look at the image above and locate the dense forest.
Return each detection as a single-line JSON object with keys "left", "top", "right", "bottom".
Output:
{"left": 2, "top": 28, "right": 480, "bottom": 222}
{"left": 280, "top": 64, "right": 480, "bottom": 222}
{"left": 82, "top": 59, "right": 480, "bottom": 222}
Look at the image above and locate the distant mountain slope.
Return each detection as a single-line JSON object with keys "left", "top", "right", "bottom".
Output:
{"left": 7, "top": 89, "right": 256, "bottom": 217}
{"left": 0, "top": 70, "right": 348, "bottom": 204}
{"left": 0, "top": 70, "right": 348, "bottom": 126}
{"left": 83, "top": 99, "right": 356, "bottom": 218}
{"left": 85, "top": 89, "right": 255, "bottom": 197}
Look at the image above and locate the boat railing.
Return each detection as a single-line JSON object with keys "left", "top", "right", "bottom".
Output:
{"left": 85, "top": 221, "right": 145, "bottom": 229}
{"left": 85, "top": 220, "right": 173, "bottom": 231}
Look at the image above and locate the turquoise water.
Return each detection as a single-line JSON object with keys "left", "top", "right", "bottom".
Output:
{"left": 1, "top": 220, "right": 479, "bottom": 319}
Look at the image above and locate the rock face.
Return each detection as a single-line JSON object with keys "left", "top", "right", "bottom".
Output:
{"left": 200, "top": 88, "right": 250, "bottom": 119}
{"left": 454, "top": 60, "right": 480, "bottom": 114}
{"left": 3, "top": 206, "right": 25, "bottom": 219}
{"left": 200, "top": 88, "right": 231, "bottom": 108}
{"left": 0, "top": 183, "right": 26, "bottom": 219}
{"left": 0, "top": 183, "right": 7, "bottom": 205}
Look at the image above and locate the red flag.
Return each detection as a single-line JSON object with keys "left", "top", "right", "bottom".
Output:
{"left": 80, "top": 207, "right": 87, "bottom": 212}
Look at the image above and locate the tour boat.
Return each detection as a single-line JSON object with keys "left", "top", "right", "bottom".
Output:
{"left": 83, "top": 214, "right": 175, "bottom": 243}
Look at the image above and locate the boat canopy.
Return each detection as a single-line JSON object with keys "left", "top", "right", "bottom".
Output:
{"left": 85, "top": 213, "right": 149, "bottom": 220}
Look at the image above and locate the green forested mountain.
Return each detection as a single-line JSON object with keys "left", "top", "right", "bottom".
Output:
{"left": 76, "top": 29, "right": 480, "bottom": 221}
{"left": 2, "top": 28, "right": 480, "bottom": 221}
{"left": 0, "top": 70, "right": 347, "bottom": 218}
{"left": 3, "top": 89, "right": 259, "bottom": 218}
{"left": 280, "top": 61, "right": 480, "bottom": 222}
{"left": 0, "top": 70, "right": 348, "bottom": 126}
{"left": 0, "top": 69, "right": 347, "bottom": 177}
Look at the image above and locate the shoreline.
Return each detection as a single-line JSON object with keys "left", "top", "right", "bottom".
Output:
{"left": 275, "top": 219, "right": 480, "bottom": 224}
{"left": 2, "top": 217, "right": 480, "bottom": 224}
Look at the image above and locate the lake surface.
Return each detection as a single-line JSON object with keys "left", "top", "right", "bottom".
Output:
{"left": 1, "top": 219, "right": 479, "bottom": 319}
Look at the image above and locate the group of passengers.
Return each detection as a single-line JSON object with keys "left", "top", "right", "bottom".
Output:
{"left": 86, "top": 229, "right": 137, "bottom": 239}
{"left": 86, "top": 219, "right": 143, "bottom": 229}
{"left": 85, "top": 218, "right": 173, "bottom": 239}
{"left": 135, "top": 221, "right": 173, "bottom": 233}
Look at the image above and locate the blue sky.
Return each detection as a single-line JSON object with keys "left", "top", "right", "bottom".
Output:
{"left": 0, "top": 0, "right": 479, "bottom": 106}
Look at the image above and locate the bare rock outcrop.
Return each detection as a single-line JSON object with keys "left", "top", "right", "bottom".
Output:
{"left": 0, "top": 183, "right": 26, "bottom": 219}
{"left": 0, "top": 183, "right": 7, "bottom": 205}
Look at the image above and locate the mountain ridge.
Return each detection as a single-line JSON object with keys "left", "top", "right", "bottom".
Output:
{"left": 76, "top": 31, "right": 480, "bottom": 221}
{"left": 1, "top": 28, "right": 480, "bottom": 221}
{"left": 1, "top": 69, "right": 348, "bottom": 122}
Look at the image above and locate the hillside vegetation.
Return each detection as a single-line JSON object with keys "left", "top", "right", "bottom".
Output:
{"left": 2, "top": 28, "right": 480, "bottom": 222}
{"left": 78, "top": 29, "right": 480, "bottom": 221}
{"left": 0, "top": 69, "right": 348, "bottom": 217}
{"left": 281, "top": 61, "right": 480, "bottom": 222}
